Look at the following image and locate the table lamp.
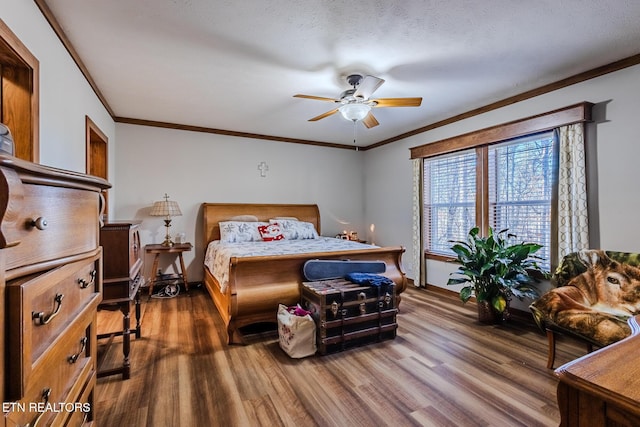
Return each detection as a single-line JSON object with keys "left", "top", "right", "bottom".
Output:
{"left": 150, "top": 193, "right": 182, "bottom": 246}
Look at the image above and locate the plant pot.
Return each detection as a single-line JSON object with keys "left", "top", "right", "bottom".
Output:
{"left": 476, "top": 300, "right": 504, "bottom": 324}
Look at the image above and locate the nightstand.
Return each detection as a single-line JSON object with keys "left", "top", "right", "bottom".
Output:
{"left": 145, "top": 243, "right": 192, "bottom": 296}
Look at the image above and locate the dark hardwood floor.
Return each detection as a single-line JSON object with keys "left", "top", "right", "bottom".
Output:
{"left": 95, "top": 285, "right": 585, "bottom": 426}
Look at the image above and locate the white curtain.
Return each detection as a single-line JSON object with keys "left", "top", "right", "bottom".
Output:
{"left": 412, "top": 158, "right": 425, "bottom": 287}
{"left": 556, "top": 123, "right": 589, "bottom": 261}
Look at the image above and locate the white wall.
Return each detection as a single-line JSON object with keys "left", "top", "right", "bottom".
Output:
{"left": 3, "top": 0, "right": 116, "bottom": 177}
{"left": 364, "top": 64, "right": 640, "bottom": 300}
{"left": 113, "top": 123, "right": 365, "bottom": 282}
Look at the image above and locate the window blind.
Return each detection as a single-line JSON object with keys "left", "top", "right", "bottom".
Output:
{"left": 423, "top": 149, "right": 476, "bottom": 255}
{"left": 488, "top": 132, "right": 555, "bottom": 268}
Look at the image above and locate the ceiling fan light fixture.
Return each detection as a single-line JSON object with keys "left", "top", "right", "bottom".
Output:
{"left": 339, "top": 103, "right": 371, "bottom": 122}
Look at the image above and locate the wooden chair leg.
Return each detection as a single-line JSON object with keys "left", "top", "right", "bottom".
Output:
{"left": 546, "top": 329, "right": 556, "bottom": 369}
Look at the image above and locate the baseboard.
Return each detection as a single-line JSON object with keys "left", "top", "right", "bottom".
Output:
{"left": 416, "top": 283, "right": 536, "bottom": 327}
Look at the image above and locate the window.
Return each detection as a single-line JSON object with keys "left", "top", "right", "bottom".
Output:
{"left": 412, "top": 102, "right": 592, "bottom": 280}
{"left": 488, "top": 132, "right": 555, "bottom": 267}
{"left": 423, "top": 131, "right": 555, "bottom": 269}
{"left": 423, "top": 149, "right": 476, "bottom": 254}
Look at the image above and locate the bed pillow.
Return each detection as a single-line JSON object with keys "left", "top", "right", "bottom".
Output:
{"left": 229, "top": 214, "right": 259, "bottom": 222}
{"left": 219, "top": 221, "right": 267, "bottom": 243}
{"left": 258, "top": 223, "right": 285, "bottom": 241}
{"left": 270, "top": 219, "right": 319, "bottom": 240}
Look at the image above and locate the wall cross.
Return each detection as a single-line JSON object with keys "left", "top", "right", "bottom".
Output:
{"left": 257, "top": 161, "right": 269, "bottom": 177}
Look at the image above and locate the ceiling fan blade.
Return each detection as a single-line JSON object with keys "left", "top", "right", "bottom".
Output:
{"left": 294, "top": 94, "right": 339, "bottom": 102}
{"left": 308, "top": 108, "right": 339, "bottom": 121}
{"left": 373, "top": 97, "right": 422, "bottom": 107}
{"left": 362, "top": 112, "right": 379, "bottom": 129}
{"left": 353, "top": 75, "right": 385, "bottom": 99}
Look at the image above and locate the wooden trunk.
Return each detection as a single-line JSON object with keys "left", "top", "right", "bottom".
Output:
{"left": 301, "top": 279, "right": 397, "bottom": 355}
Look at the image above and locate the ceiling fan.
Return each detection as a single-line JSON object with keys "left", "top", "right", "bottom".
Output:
{"left": 294, "top": 74, "right": 422, "bottom": 128}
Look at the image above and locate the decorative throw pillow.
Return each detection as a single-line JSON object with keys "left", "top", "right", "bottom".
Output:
{"left": 219, "top": 221, "right": 266, "bottom": 243}
{"left": 270, "top": 219, "right": 319, "bottom": 240}
{"left": 258, "top": 223, "right": 285, "bottom": 241}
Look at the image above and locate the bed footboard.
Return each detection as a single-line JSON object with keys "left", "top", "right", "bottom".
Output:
{"left": 205, "top": 246, "right": 406, "bottom": 345}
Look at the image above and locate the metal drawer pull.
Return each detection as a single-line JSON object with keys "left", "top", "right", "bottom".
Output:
{"left": 68, "top": 337, "right": 88, "bottom": 364}
{"left": 29, "top": 217, "right": 48, "bottom": 230}
{"left": 32, "top": 294, "right": 64, "bottom": 325}
{"left": 78, "top": 270, "right": 97, "bottom": 289}
{"left": 24, "top": 387, "right": 51, "bottom": 427}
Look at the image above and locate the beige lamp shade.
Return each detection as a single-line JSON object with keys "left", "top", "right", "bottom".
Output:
{"left": 150, "top": 200, "right": 182, "bottom": 218}
{"left": 150, "top": 194, "right": 182, "bottom": 246}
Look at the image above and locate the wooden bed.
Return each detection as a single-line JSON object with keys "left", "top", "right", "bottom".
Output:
{"left": 202, "top": 203, "right": 407, "bottom": 344}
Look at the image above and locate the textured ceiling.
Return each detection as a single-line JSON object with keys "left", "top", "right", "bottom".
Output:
{"left": 41, "top": 0, "right": 640, "bottom": 147}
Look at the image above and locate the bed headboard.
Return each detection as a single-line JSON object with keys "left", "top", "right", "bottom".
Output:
{"left": 202, "top": 203, "right": 321, "bottom": 246}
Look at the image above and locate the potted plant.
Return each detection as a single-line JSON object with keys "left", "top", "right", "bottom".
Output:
{"left": 447, "top": 227, "right": 548, "bottom": 323}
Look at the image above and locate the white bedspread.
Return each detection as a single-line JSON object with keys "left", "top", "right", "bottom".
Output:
{"left": 204, "top": 237, "right": 377, "bottom": 293}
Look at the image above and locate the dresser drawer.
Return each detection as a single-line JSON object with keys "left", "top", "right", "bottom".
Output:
{"left": 2, "top": 183, "right": 100, "bottom": 276}
{"left": 5, "top": 250, "right": 102, "bottom": 399}
{"left": 4, "top": 307, "right": 97, "bottom": 426}
{"left": 64, "top": 371, "right": 95, "bottom": 427}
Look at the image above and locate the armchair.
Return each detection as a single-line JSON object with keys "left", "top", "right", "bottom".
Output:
{"left": 529, "top": 250, "right": 640, "bottom": 368}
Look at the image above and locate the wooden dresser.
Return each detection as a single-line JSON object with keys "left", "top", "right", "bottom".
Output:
{"left": 556, "top": 315, "right": 640, "bottom": 426}
{"left": 0, "top": 155, "right": 110, "bottom": 426}
{"left": 98, "top": 221, "right": 143, "bottom": 379}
